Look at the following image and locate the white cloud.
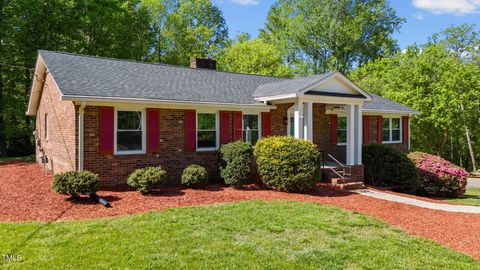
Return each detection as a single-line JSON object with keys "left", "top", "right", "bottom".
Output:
{"left": 412, "top": 0, "right": 480, "bottom": 15}
{"left": 231, "top": 0, "right": 258, "bottom": 6}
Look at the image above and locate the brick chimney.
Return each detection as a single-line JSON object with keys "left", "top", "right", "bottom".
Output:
{"left": 190, "top": 57, "right": 217, "bottom": 70}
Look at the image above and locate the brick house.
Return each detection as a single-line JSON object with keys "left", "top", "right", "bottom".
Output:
{"left": 26, "top": 51, "right": 418, "bottom": 186}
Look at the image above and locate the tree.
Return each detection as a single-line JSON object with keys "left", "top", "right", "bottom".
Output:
{"left": 160, "top": 0, "right": 228, "bottom": 66}
{"left": 216, "top": 35, "right": 293, "bottom": 77}
{"left": 260, "top": 0, "right": 404, "bottom": 75}
{"left": 350, "top": 41, "right": 480, "bottom": 170}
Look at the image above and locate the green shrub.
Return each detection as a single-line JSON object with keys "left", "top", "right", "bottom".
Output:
{"left": 127, "top": 167, "right": 167, "bottom": 194}
{"left": 52, "top": 170, "right": 99, "bottom": 198}
{"left": 408, "top": 152, "right": 468, "bottom": 197}
{"left": 254, "top": 136, "right": 320, "bottom": 192}
{"left": 181, "top": 164, "right": 208, "bottom": 186}
{"left": 220, "top": 141, "right": 252, "bottom": 187}
{"left": 363, "top": 144, "right": 419, "bottom": 193}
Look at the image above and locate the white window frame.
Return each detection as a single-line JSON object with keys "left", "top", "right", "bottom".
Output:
{"left": 114, "top": 108, "right": 146, "bottom": 155}
{"left": 243, "top": 113, "right": 261, "bottom": 145}
{"left": 337, "top": 116, "right": 347, "bottom": 146}
{"left": 196, "top": 111, "right": 219, "bottom": 152}
{"left": 382, "top": 117, "right": 402, "bottom": 144}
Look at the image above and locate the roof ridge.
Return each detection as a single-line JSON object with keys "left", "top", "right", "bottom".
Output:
{"left": 38, "top": 50, "right": 291, "bottom": 80}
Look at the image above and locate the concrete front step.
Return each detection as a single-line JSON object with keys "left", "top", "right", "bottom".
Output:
{"left": 334, "top": 181, "right": 365, "bottom": 190}
{"left": 331, "top": 177, "right": 360, "bottom": 185}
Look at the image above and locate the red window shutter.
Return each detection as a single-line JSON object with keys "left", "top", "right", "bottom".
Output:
{"left": 147, "top": 108, "right": 160, "bottom": 153}
{"left": 363, "top": 115, "right": 370, "bottom": 145}
{"left": 402, "top": 116, "right": 409, "bottom": 145}
{"left": 233, "top": 111, "right": 243, "bottom": 141}
{"left": 330, "top": 114, "right": 338, "bottom": 145}
{"left": 377, "top": 116, "right": 383, "bottom": 143}
{"left": 99, "top": 107, "right": 114, "bottom": 155}
{"left": 220, "top": 111, "right": 232, "bottom": 145}
{"left": 261, "top": 112, "right": 271, "bottom": 137}
{"left": 185, "top": 110, "right": 196, "bottom": 152}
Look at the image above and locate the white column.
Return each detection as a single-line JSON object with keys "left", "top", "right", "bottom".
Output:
{"left": 355, "top": 104, "right": 363, "bottom": 165}
{"left": 294, "top": 101, "right": 303, "bottom": 139}
{"left": 303, "top": 102, "right": 313, "bottom": 141}
{"left": 346, "top": 104, "right": 355, "bottom": 165}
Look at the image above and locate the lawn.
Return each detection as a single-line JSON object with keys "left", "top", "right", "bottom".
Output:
{"left": 444, "top": 188, "right": 480, "bottom": 206}
{"left": 0, "top": 201, "right": 478, "bottom": 269}
{"left": 0, "top": 155, "right": 34, "bottom": 163}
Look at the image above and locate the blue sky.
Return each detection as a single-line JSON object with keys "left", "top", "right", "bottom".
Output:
{"left": 213, "top": 0, "right": 480, "bottom": 49}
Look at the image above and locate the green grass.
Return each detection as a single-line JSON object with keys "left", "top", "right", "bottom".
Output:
{"left": 0, "top": 155, "right": 35, "bottom": 163}
{"left": 444, "top": 188, "right": 480, "bottom": 206}
{"left": 0, "top": 201, "right": 478, "bottom": 269}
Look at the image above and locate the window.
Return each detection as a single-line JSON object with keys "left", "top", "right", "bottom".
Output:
{"left": 44, "top": 113, "right": 48, "bottom": 140}
{"left": 337, "top": 117, "right": 347, "bottom": 144}
{"left": 382, "top": 117, "right": 402, "bottom": 143}
{"left": 243, "top": 114, "right": 259, "bottom": 145}
{"left": 197, "top": 113, "right": 217, "bottom": 150}
{"left": 116, "top": 110, "right": 144, "bottom": 153}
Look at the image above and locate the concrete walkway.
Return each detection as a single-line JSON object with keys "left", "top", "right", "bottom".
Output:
{"left": 354, "top": 189, "right": 480, "bottom": 214}
{"left": 467, "top": 178, "right": 480, "bottom": 189}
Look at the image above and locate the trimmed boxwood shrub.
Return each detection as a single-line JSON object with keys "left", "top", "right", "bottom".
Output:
{"left": 408, "top": 152, "right": 468, "bottom": 197}
{"left": 52, "top": 170, "right": 99, "bottom": 198}
{"left": 220, "top": 141, "right": 252, "bottom": 187}
{"left": 181, "top": 164, "right": 208, "bottom": 186}
{"left": 254, "top": 136, "right": 320, "bottom": 192}
{"left": 363, "top": 143, "right": 419, "bottom": 193}
{"left": 127, "top": 166, "right": 167, "bottom": 194}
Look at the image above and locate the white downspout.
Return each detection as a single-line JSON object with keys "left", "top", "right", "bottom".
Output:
{"left": 78, "top": 102, "right": 86, "bottom": 171}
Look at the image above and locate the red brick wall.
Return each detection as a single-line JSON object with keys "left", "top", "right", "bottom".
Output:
{"left": 35, "top": 73, "right": 77, "bottom": 173}
{"left": 83, "top": 106, "right": 219, "bottom": 185}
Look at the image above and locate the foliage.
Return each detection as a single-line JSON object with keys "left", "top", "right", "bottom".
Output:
{"left": 408, "top": 152, "right": 468, "bottom": 197}
{"left": 216, "top": 36, "right": 292, "bottom": 77}
{"left": 219, "top": 141, "right": 252, "bottom": 187}
{"left": 253, "top": 136, "right": 319, "bottom": 192}
{"left": 362, "top": 144, "right": 419, "bottom": 193}
{"left": 260, "top": 0, "right": 404, "bottom": 75}
{"left": 351, "top": 24, "right": 480, "bottom": 170}
{"left": 127, "top": 166, "right": 167, "bottom": 194}
{"left": 52, "top": 170, "right": 99, "bottom": 198}
{"left": 1, "top": 201, "right": 478, "bottom": 269}
{"left": 0, "top": 0, "right": 227, "bottom": 157}
{"left": 181, "top": 164, "right": 208, "bottom": 186}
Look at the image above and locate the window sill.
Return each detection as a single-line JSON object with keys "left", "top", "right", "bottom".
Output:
{"left": 337, "top": 143, "right": 347, "bottom": 146}
{"left": 114, "top": 150, "right": 146, "bottom": 156}
{"left": 382, "top": 141, "right": 402, "bottom": 144}
{"left": 196, "top": 147, "right": 218, "bottom": 152}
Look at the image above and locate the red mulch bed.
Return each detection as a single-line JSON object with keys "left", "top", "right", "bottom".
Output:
{"left": 1, "top": 163, "right": 480, "bottom": 259}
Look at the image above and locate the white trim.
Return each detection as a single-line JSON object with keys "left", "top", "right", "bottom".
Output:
{"left": 254, "top": 93, "right": 297, "bottom": 102}
{"left": 78, "top": 102, "right": 86, "bottom": 171}
{"left": 63, "top": 95, "right": 275, "bottom": 110}
{"left": 114, "top": 108, "right": 147, "bottom": 155}
{"left": 196, "top": 111, "right": 219, "bottom": 152}
{"left": 294, "top": 100, "right": 303, "bottom": 139}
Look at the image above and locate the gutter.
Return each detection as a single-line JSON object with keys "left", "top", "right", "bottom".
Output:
{"left": 61, "top": 95, "right": 276, "bottom": 109}
{"left": 78, "top": 102, "right": 86, "bottom": 171}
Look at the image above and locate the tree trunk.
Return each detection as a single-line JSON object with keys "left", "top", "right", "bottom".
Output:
{"left": 460, "top": 102, "right": 477, "bottom": 171}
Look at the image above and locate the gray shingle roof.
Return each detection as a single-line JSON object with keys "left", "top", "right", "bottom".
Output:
{"left": 253, "top": 72, "right": 335, "bottom": 97}
{"left": 38, "top": 50, "right": 417, "bottom": 114}
{"left": 39, "top": 50, "right": 286, "bottom": 105}
{"left": 363, "top": 93, "right": 418, "bottom": 114}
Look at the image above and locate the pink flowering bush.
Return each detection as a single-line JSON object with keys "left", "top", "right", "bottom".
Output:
{"left": 408, "top": 152, "right": 468, "bottom": 197}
